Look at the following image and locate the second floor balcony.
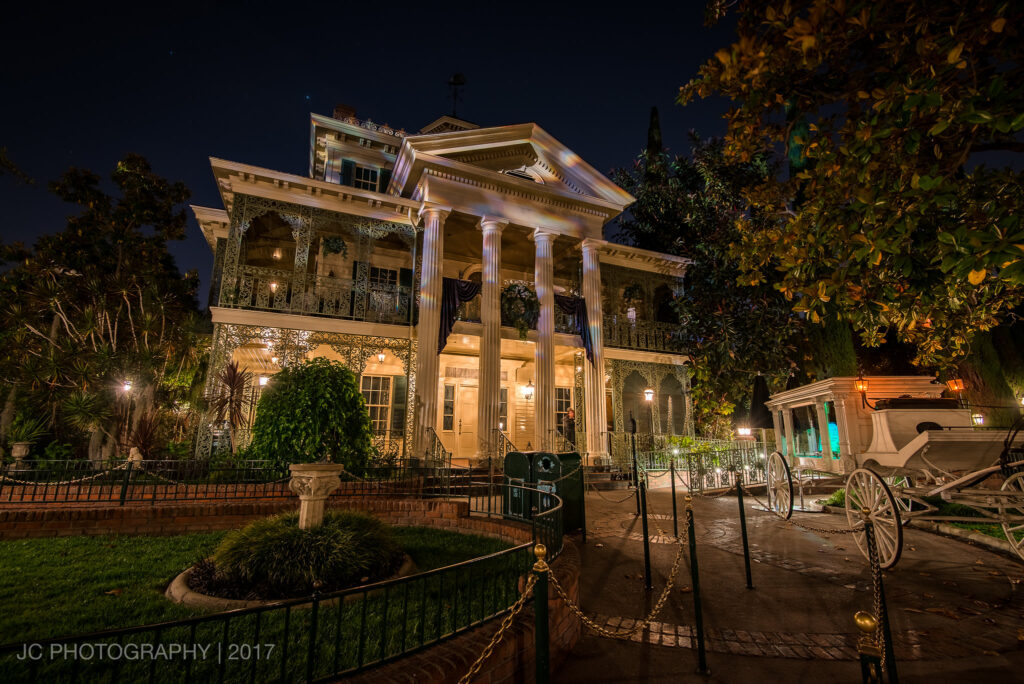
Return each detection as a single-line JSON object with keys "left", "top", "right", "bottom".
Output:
{"left": 219, "top": 265, "right": 414, "bottom": 326}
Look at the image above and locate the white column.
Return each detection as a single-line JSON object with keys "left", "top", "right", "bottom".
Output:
{"left": 581, "top": 238, "right": 609, "bottom": 464}
{"left": 477, "top": 217, "right": 507, "bottom": 460}
{"left": 782, "top": 408, "right": 796, "bottom": 459}
{"left": 815, "top": 400, "right": 832, "bottom": 458}
{"left": 533, "top": 230, "right": 556, "bottom": 451}
{"left": 414, "top": 205, "right": 450, "bottom": 458}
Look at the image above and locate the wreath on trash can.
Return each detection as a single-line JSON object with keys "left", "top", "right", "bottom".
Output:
{"left": 501, "top": 283, "right": 540, "bottom": 340}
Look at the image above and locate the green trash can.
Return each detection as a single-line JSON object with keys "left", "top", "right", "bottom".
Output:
{"left": 503, "top": 451, "right": 532, "bottom": 519}
{"left": 531, "top": 452, "right": 562, "bottom": 521}
{"left": 555, "top": 451, "right": 583, "bottom": 532}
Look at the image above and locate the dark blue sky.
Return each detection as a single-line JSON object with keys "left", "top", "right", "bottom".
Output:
{"left": 1, "top": 2, "right": 735, "bottom": 300}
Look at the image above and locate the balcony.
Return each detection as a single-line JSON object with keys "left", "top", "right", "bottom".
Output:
{"left": 603, "top": 317, "right": 685, "bottom": 354}
{"left": 219, "top": 266, "right": 414, "bottom": 326}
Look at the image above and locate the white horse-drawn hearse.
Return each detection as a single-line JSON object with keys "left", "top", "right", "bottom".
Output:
{"left": 761, "top": 376, "right": 1024, "bottom": 568}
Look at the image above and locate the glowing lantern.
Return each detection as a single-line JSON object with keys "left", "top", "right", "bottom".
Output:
{"left": 643, "top": 388, "right": 654, "bottom": 402}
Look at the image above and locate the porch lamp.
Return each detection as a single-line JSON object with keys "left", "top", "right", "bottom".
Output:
{"left": 643, "top": 388, "right": 654, "bottom": 402}
{"left": 377, "top": 352, "right": 386, "bottom": 364}
{"left": 269, "top": 281, "right": 279, "bottom": 293}
{"left": 271, "top": 356, "right": 279, "bottom": 365}
{"left": 971, "top": 413, "right": 985, "bottom": 426}
{"left": 524, "top": 380, "right": 534, "bottom": 400}
{"left": 259, "top": 376, "right": 269, "bottom": 386}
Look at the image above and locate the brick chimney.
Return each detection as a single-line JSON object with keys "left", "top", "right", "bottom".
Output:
{"left": 332, "top": 104, "right": 357, "bottom": 120}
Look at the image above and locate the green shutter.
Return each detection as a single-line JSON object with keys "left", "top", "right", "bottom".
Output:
{"left": 341, "top": 159, "right": 355, "bottom": 186}
{"left": 390, "top": 375, "right": 408, "bottom": 435}
{"left": 378, "top": 168, "right": 392, "bottom": 193}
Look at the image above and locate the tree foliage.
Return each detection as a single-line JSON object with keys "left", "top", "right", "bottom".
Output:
{"left": 0, "top": 155, "right": 206, "bottom": 460}
{"left": 681, "top": 0, "right": 1024, "bottom": 368}
{"left": 249, "top": 358, "right": 373, "bottom": 470}
{"left": 612, "top": 132, "right": 802, "bottom": 436}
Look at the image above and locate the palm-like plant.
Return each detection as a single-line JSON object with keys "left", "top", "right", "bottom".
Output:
{"left": 210, "top": 361, "right": 252, "bottom": 454}
{"left": 126, "top": 411, "right": 163, "bottom": 460}
{"left": 7, "top": 414, "right": 48, "bottom": 444}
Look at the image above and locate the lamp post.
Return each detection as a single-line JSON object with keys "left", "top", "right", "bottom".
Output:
{"left": 643, "top": 388, "right": 654, "bottom": 447}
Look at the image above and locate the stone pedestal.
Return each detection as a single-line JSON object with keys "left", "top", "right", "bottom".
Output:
{"left": 288, "top": 463, "right": 344, "bottom": 529}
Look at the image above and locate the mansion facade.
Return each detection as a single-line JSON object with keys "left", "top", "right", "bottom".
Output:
{"left": 193, "top": 106, "right": 692, "bottom": 466}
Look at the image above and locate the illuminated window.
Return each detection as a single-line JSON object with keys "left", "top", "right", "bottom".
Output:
{"left": 443, "top": 385, "right": 455, "bottom": 431}
{"left": 360, "top": 375, "right": 392, "bottom": 434}
{"left": 353, "top": 166, "right": 379, "bottom": 191}
{"left": 325, "top": 147, "right": 343, "bottom": 184}
{"left": 498, "top": 387, "right": 508, "bottom": 430}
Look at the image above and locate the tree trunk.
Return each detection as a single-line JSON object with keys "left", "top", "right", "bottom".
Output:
{"left": 87, "top": 428, "right": 104, "bottom": 467}
{"left": 958, "top": 331, "right": 1018, "bottom": 427}
{"left": 0, "top": 385, "right": 16, "bottom": 443}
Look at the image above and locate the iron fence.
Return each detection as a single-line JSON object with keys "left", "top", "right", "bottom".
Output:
{"left": 0, "top": 543, "right": 534, "bottom": 683}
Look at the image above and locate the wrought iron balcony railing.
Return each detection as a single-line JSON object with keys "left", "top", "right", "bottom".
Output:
{"left": 602, "top": 317, "right": 685, "bottom": 353}
{"left": 219, "top": 266, "right": 415, "bottom": 326}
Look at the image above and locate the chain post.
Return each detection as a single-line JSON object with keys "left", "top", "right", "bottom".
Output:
{"left": 533, "top": 544, "right": 550, "bottom": 684}
{"left": 862, "top": 509, "right": 898, "bottom": 684}
{"left": 631, "top": 432, "right": 641, "bottom": 517}
{"left": 686, "top": 496, "right": 710, "bottom": 675}
{"left": 734, "top": 468, "right": 754, "bottom": 590}
{"left": 670, "top": 458, "right": 679, "bottom": 539}
{"left": 854, "top": 610, "right": 883, "bottom": 684}
{"left": 639, "top": 470, "right": 653, "bottom": 590}
{"left": 118, "top": 460, "right": 133, "bottom": 506}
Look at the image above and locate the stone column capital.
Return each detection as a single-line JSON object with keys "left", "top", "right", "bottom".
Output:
{"left": 580, "top": 237, "right": 607, "bottom": 253}
{"left": 477, "top": 216, "right": 509, "bottom": 233}
{"left": 418, "top": 204, "right": 452, "bottom": 223}
{"left": 531, "top": 228, "right": 557, "bottom": 244}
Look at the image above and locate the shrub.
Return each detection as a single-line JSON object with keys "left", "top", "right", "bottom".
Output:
{"left": 249, "top": 358, "right": 373, "bottom": 470}
{"left": 208, "top": 511, "right": 402, "bottom": 598}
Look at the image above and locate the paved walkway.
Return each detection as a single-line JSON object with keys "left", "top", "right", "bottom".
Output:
{"left": 555, "top": 488, "right": 1024, "bottom": 682}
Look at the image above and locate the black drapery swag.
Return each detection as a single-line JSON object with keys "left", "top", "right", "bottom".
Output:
{"left": 554, "top": 294, "right": 594, "bottom": 363}
{"left": 439, "top": 278, "right": 482, "bottom": 353}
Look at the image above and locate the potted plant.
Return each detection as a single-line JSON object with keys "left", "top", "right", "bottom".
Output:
{"left": 6, "top": 415, "right": 48, "bottom": 467}
{"left": 249, "top": 358, "right": 374, "bottom": 528}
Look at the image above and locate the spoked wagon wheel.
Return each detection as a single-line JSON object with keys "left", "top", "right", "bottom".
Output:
{"left": 999, "top": 471, "right": 1024, "bottom": 562}
{"left": 884, "top": 474, "right": 915, "bottom": 519}
{"left": 846, "top": 468, "right": 903, "bottom": 569}
{"left": 766, "top": 451, "right": 794, "bottom": 520}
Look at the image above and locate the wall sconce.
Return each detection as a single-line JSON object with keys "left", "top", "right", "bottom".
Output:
{"left": 498, "top": 421, "right": 505, "bottom": 431}
{"left": 271, "top": 356, "right": 279, "bottom": 365}
{"left": 122, "top": 380, "right": 132, "bottom": 393}
{"left": 523, "top": 381, "right": 534, "bottom": 400}
{"left": 737, "top": 427, "right": 752, "bottom": 437}
{"left": 377, "top": 352, "right": 386, "bottom": 364}
{"left": 854, "top": 375, "right": 869, "bottom": 394}
{"left": 272, "top": 248, "right": 282, "bottom": 260}
{"left": 269, "top": 281, "right": 279, "bottom": 293}
{"left": 643, "top": 388, "right": 654, "bottom": 402}
{"left": 259, "top": 376, "right": 269, "bottom": 386}
{"left": 971, "top": 413, "right": 984, "bottom": 426}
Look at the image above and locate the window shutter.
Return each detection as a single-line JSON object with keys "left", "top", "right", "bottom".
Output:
{"left": 390, "top": 375, "right": 408, "bottom": 435}
{"left": 341, "top": 159, "right": 355, "bottom": 186}
{"left": 378, "top": 168, "right": 392, "bottom": 193}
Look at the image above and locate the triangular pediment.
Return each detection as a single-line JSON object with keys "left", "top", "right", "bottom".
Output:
{"left": 391, "top": 123, "right": 634, "bottom": 210}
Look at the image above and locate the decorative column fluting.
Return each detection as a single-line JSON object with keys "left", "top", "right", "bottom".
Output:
{"left": 581, "top": 238, "right": 609, "bottom": 464}
{"left": 477, "top": 217, "right": 507, "bottom": 461}
{"left": 414, "top": 205, "right": 450, "bottom": 458}
{"left": 533, "top": 230, "right": 556, "bottom": 451}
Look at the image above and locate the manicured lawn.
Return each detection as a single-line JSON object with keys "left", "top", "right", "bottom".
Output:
{"left": 0, "top": 527, "right": 511, "bottom": 645}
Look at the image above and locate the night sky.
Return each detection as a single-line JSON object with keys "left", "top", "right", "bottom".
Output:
{"left": 1, "top": 2, "right": 736, "bottom": 302}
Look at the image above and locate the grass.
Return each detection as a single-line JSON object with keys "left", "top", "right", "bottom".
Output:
{"left": 820, "top": 488, "right": 1008, "bottom": 541}
{"left": 0, "top": 527, "right": 513, "bottom": 646}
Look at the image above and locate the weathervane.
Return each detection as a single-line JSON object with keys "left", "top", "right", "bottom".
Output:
{"left": 448, "top": 73, "right": 466, "bottom": 118}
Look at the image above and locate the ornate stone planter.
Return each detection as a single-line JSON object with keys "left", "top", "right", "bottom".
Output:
{"left": 10, "top": 442, "right": 30, "bottom": 467}
{"left": 289, "top": 463, "right": 344, "bottom": 529}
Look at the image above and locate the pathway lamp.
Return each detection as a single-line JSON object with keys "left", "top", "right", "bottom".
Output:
{"left": 737, "top": 426, "right": 752, "bottom": 437}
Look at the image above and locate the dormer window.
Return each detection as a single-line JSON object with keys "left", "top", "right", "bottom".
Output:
{"left": 353, "top": 166, "right": 379, "bottom": 191}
